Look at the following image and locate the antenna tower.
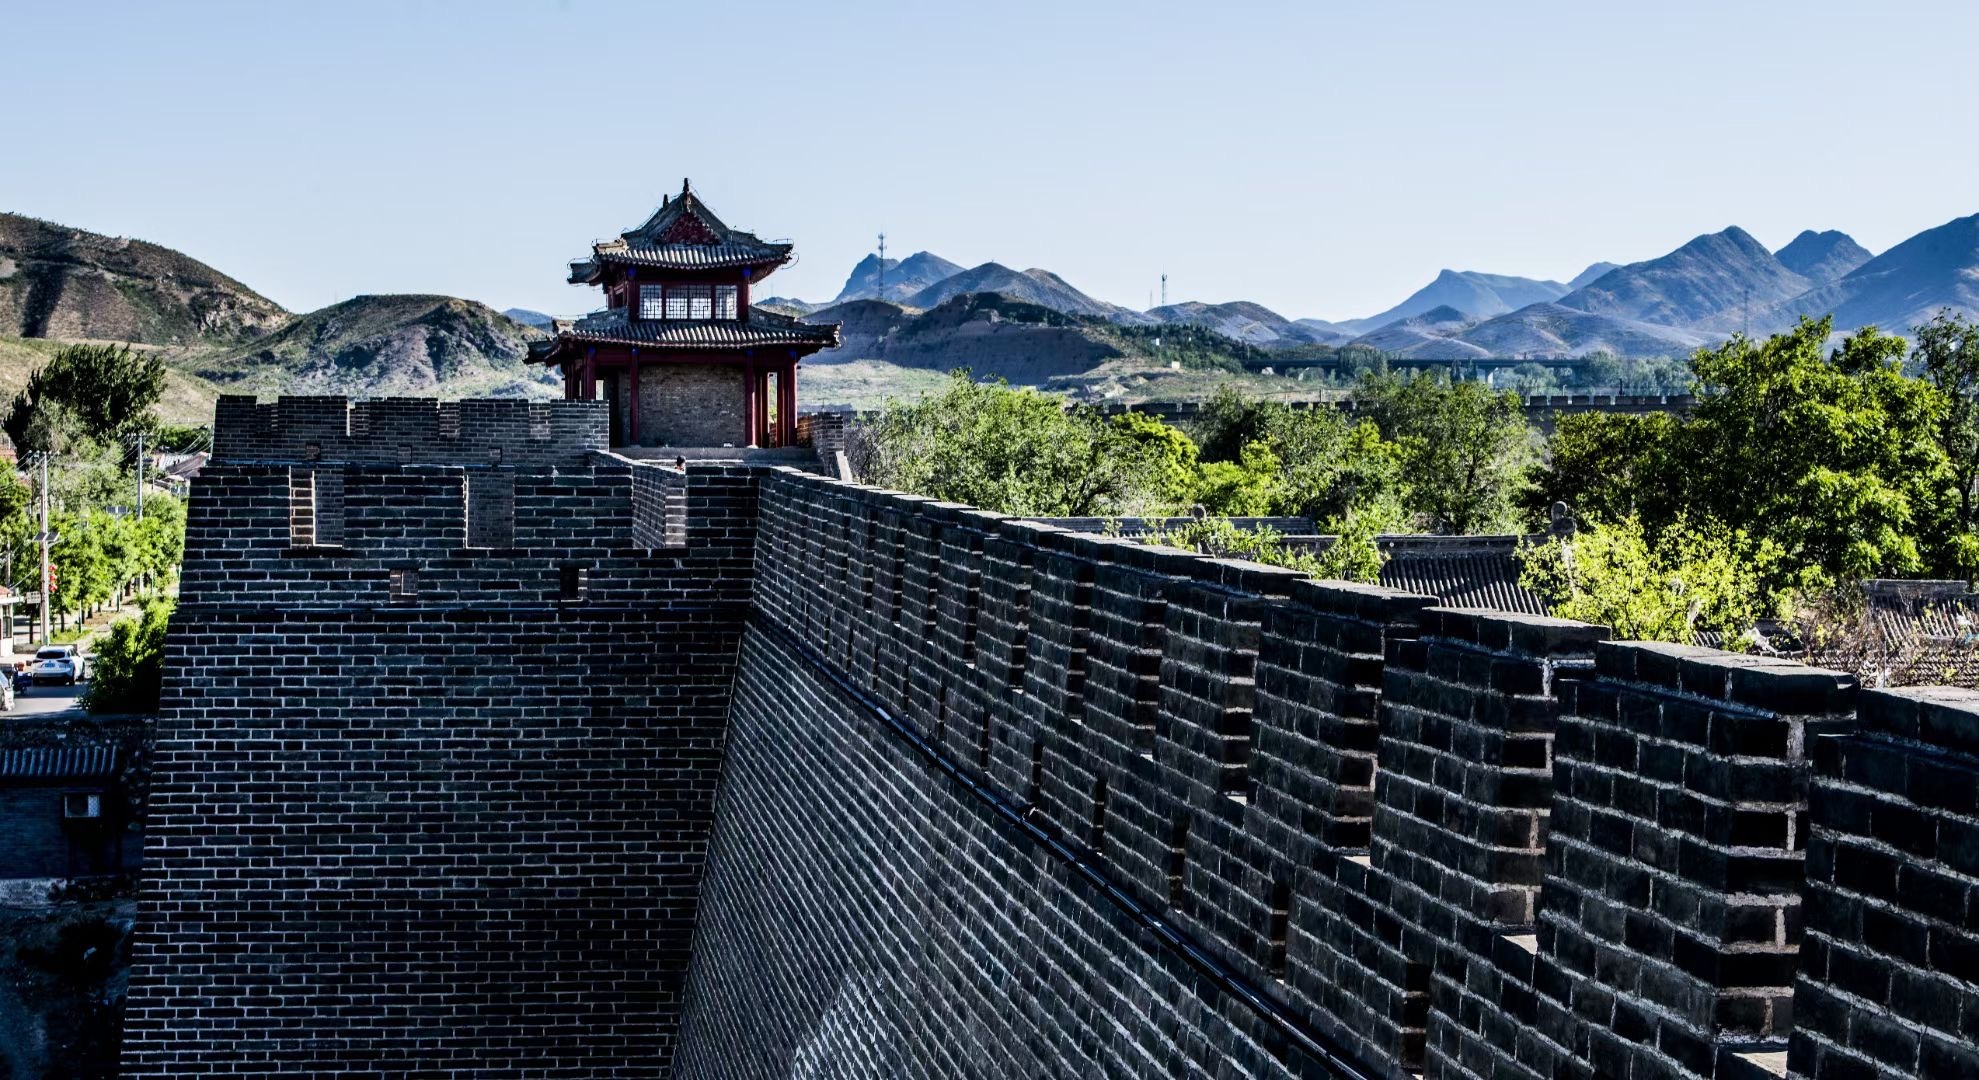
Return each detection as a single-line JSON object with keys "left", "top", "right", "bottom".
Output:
{"left": 877, "top": 232, "right": 887, "bottom": 301}
{"left": 1161, "top": 272, "right": 1168, "bottom": 307}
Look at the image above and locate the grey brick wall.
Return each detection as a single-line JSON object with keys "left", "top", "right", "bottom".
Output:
{"left": 1789, "top": 686, "right": 1979, "bottom": 1078}
{"left": 122, "top": 398, "right": 761, "bottom": 1076}
{"left": 680, "top": 466, "right": 1978, "bottom": 1080}
{"left": 637, "top": 364, "right": 748, "bottom": 447}
{"left": 129, "top": 408, "right": 1979, "bottom": 1080}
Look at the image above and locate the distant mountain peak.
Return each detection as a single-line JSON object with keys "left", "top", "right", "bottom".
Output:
{"left": 1774, "top": 229, "right": 1873, "bottom": 285}
{"left": 1757, "top": 212, "right": 1979, "bottom": 336}
{"left": 1568, "top": 262, "right": 1621, "bottom": 291}
{"left": 501, "top": 307, "right": 555, "bottom": 328}
{"left": 1337, "top": 270, "right": 1570, "bottom": 333}
{"left": 1558, "top": 226, "right": 1810, "bottom": 328}
{"left": 833, "top": 250, "right": 964, "bottom": 304}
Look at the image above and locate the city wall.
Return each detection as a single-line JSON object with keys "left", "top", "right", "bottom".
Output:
{"left": 123, "top": 398, "right": 755, "bottom": 1076}
{"left": 679, "top": 466, "right": 1979, "bottom": 1080}
{"left": 125, "top": 397, "right": 1979, "bottom": 1079}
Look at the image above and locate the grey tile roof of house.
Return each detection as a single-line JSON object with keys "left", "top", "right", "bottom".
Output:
{"left": 1376, "top": 535, "right": 1550, "bottom": 616}
{"left": 0, "top": 746, "right": 118, "bottom": 781}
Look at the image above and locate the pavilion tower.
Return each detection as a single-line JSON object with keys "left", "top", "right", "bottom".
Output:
{"left": 530, "top": 180, "right": 840, "bottom": 449}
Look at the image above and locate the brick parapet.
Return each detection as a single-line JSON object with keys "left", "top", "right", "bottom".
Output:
{"left": 212, "top": 395, "right": 607, "bottom": 466}
{"left": 1788, "top": 686, "right": 1979, "bottom": 1078}
{"left": 701, "top": 466, "right": 1975, "bottom": 1080}
{"left": 132, "top": 431, "right": 1979, "bottom": 1079}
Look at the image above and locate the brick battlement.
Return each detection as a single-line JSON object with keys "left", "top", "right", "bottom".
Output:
{"left": 678, "top": 467, "right": 1977, "bottom": 1080}
{"left": 211, "top": 395, "right": 608, "bottom": 465}
{"left": 126, "top": 448, "right": 1979, "bottom": 1078}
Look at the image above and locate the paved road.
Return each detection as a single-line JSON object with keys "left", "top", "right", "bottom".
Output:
{"left": 11, "top": 679, "right": 84, "bottom": 717}
{"left": 3, "top": 647, "right": 91, "bottom": 719}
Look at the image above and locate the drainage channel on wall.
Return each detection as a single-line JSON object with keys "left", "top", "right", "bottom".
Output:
{"left": 755, "top": 613, "right": 1380, "bottom": 1080}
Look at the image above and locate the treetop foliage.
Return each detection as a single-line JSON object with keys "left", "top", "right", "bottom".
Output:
{"left": 854, "top": 312, "right": 1979, "bottom": 651}
{"left": 5, "top": 343, "right": 167, "bottom": 456}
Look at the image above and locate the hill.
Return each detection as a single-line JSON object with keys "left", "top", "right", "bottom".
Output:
{"left": 0, "top": 335, "right": 223, "bottom": 427}
{"left": 501, "top": 307, "right": 555, "bottom": 328}
{"left": 1759, "top": 213, "right": 1979, "bottom": 336}
{"left": 1349, "top": 305, "right": 1489, "bottom": 359}
{"left": 801, "top": 292, "right": 1278, "bottom": 383}
{"left": 186, "top": 294, "right": 556, "bottom": 398}
{"left": 757, "top": 296, "right": 824, "bottom": 316}
{"left": 1774, "top": 230, "right": 1872, "bottom": 285}
{"left": 1567, "top": 262, "right": 1621, "bottom": 290}
{"left": 1337, "top": 269, "right": 1571, "bottom": 333}
{"left": 1559, "top": 226, "right": 1811, "bottom": 327}
{"left": 833, "top": 251, "right": 966, "bottom": 304}
{"left": 903, "top": 262, "right": 1147, "bottom": 322}
{"left": 0, "top": 212, "right": 288, "bottom": 347}
{"left": 1147, "top": 300, "right": 1349, "bottom": 347}
{"left": 1439, "top": 302, "right": 1713, "bottom": 358}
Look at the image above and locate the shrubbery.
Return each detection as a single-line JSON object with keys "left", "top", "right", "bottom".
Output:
{"left": 80, "top": 597, "right": 174, "bottom": 715}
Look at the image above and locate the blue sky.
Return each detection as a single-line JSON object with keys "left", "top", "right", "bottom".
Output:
{"left": 4, "top": 1, "right": 1974, "bottom": 321}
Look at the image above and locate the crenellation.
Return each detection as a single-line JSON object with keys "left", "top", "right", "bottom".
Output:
{"left": 127, "top": 424, "right": 1979, "bottom": 1079}
{"left": 212, "top": 394, "right": 608, "bottom": 466}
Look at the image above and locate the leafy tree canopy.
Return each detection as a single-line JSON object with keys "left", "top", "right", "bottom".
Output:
{"left": 1349, "top": 371, "right": 1533, "bottom": 534}
{"left": 5, "top": 343, "right": 167, "bottom": 455}
{"left": 853, "top": 372, "right": 1198, "bottom": 517}
{"left": 1532, "top": 317, "right": 1971, "bottom": 596}
{"left": 81, "top": 596, "right": 175, "bottom": 714}
{"left": 1518, "top": 516, "right": 1779, "bottom": 646}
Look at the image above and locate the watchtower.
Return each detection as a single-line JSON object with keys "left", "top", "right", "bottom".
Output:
{"left": 530, "top": 180, "right": 841, "bottom": 449}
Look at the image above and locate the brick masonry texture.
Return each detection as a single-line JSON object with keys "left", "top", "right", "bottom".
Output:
{"left": 632, "top": 364, "right": 748, "bottom": 447}
{"left": 126, "top": 398, "right": 1979, "bottom": 1079}
{"left": 122, "top": 398, "right": 759, "bottom": 1076}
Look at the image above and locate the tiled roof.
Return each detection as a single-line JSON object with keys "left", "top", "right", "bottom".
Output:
{"left": 1376, "top": 536, "right": 1551, "bottom": 616}
{"left": 566, "top": 181, "right": 794, "bottom": 283}
{"left": 528, "top": 307, "right": 841, "bottom": 361}
{"left": 576, "top": 239, "right": 792, "bottom": 278}
{"left": 0, "top": 746, "right": 118, "bottom": 781}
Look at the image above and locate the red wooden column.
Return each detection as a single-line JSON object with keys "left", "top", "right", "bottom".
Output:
{"left": 742, "top": 358, "right": 758, "bottom": 447}
{"left": 628, "top": 353, "right": 642, "bottom": 446}
{"left": 763, "top": 369, "right": 775, "bottom": 446}
{"left": 779, "top": 361, "right": 798, "bottom": 446}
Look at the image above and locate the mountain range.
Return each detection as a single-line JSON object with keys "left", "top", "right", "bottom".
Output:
{"left": 8, "top": 201, "right": 1979, "bottom": 423}
{"left": 0, "top": 212, "right": 556, "bottom": 414}
{"left": 796, "top": 212, "right": 1979, "bottom": 363}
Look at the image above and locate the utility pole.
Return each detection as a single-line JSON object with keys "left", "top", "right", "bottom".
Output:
{"left": 876, "top": 232, "right": 887, "bottom": 301}
{"left": 36, "top": 452, "right": 50, "bottom": 646}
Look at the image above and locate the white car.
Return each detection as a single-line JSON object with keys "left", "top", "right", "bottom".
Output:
{"left": 31, "top": 646, "right": 85, "bottom": 686}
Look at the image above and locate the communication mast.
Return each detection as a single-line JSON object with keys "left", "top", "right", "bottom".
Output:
{"left": 876, "top": 232, "right": 887, "bottom": 301}
{"left": 1160, "top": 272, "right": 1168, "bottom": 307}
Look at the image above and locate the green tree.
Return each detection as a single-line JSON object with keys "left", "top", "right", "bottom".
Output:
{"left": 1533, "top": 318, "right": 1967, "bottom": 595}
{"left": 1525, "top": 411, "right": 1685, "bottom": 527}
{"left": 1910, "top": 309, "right": 1979, "bottom": 572}
{"left": 5, "top": 343, "right": 167, "bottom": 455}
{"left": 1518, "top": 517, "right": 1778, "bottom": 645}
{"left": 1190, "top": 389, "right": 1407, "bottom": 531}
{"left": 1141, "top": 517, "right": 1383, "bottom": 584}
{"left": 855, "top": 372, "right": 1197, "bottom": 516}
{"left": 1196, "top": 442, "right": 1281, "bottom": 516}
{"left": 81, "top": 596, "right": 174, "bottom": 714}
{"left": 1351, "top": 371, "right": 1534, "bottom": 534}
{"left": 1685, "top": 318, "right": 1954, "bottom": 590}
